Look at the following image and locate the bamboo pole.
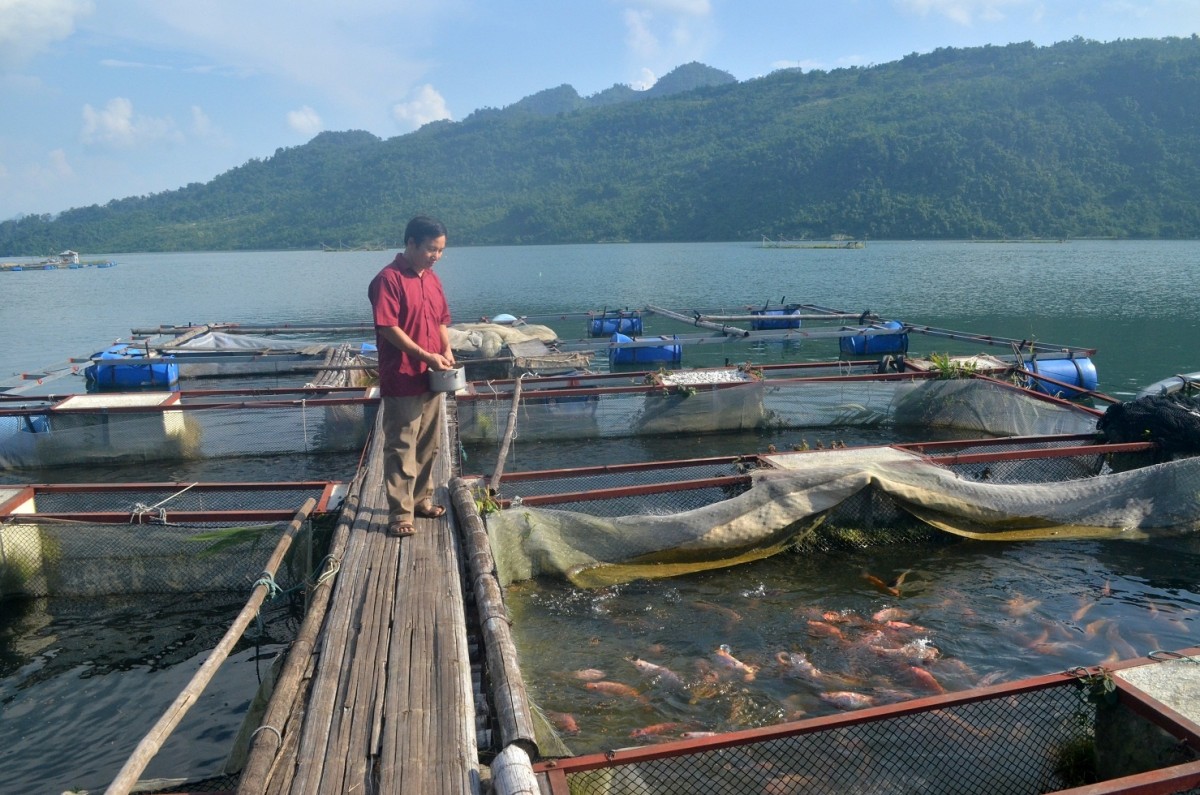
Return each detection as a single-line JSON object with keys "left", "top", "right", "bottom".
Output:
{"left": 491, "top": 745, "right": 540, "bottom": 795}
{"left": 105, "top": 498, "right": 317, "bottom": 795}
{"left": 237, "top": 451, "right": 375, "bottom": 793}
{"left": 488, "top": 375, "right": 524, "bottom": 494}
{"left": 644, "top": 304, "right": 750, "bottom": 336}
{"left": 450, "top": 478, "right": 538, "bottom": 754}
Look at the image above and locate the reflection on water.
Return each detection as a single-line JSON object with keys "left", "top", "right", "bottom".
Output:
{"left": 0, "top": 592, "right": 300, "bottom": 792}
{"left": 507, "top": 537, "right": 1200, "bottom": 754}
{"left": 2, "top": 450, "right": 362, "bottom": 485}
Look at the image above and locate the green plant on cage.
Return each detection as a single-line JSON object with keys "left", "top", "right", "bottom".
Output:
{"left": 929, "top": 352, "right": 979, "bottom": 380}
{"left": 473, "top": 486, "right": 500, "bottom": 515}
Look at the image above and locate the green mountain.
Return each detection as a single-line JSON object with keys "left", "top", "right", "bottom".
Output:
{"left": 2, "top": 38, "right": 1199, "bottom": 253}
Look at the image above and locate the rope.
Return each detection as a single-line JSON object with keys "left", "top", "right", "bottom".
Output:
{"left": 301, "top": 398, "right": 309, "bottom": 453}
{"left": 128, "top": 482, "right": 199, "bottom": 524}
{"left": 254, "top": 570, "right": 282, "bottom": 600}
{"left": 129, "top": 502, "right": 168, "bottom": 524}
{"left": 313, "top": 554, "right": 342, "bottom": 587}
{"left": 1148, "top": 649, "right": 1200, "bottom": 664}
{"left": 249, "top": 724, "right": 283, "bottom": 749}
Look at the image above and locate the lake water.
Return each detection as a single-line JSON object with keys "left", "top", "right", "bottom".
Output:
{"left": 2, "top": 240, "right": 1200, "bottom": 785}
{"left": 3, "top": 240, "right": 1200, "bottom": 393}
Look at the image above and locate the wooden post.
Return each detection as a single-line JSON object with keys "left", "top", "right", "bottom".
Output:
{"left": 489, "top": 374, "right": 524, "bottom": 494}
{"left": 450, "top": 477, "right": 538, "bottom": 755}
{"left": 104, "top": 498, "right": 317, "bottom": 795}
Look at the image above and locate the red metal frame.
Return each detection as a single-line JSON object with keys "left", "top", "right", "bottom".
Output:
{"left": 533, "top": 650, "right": 1200, "bottom": 795}
{"left": 0, "top": 481, "right": 343, "bottom": 521}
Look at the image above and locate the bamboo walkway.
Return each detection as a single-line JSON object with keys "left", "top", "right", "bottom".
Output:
{"left": 237, "top": 402, "right": 482, "bottom": 795}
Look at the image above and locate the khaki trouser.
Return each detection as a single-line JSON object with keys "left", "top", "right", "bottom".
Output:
{"left": 381, "top": 393, "right": 443, "bottom": 523}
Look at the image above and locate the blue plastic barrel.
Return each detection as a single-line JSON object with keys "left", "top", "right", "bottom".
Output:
{"left": 750, "top": 308, "right": 803, "bottom": 330}
{"left": 609, "top": 333, "right": 682, "bottom": 366}
{"left": 1024, "top": 356, "right": 1099, "bottom": 399}
{"left": 839, "top": 320, "right": 909, "bottom": 357}
{"left": 589, "top": 315, "right": 643, "bottom": 337}
{"left": 84, "top": 344, "right": 179, "bottom": 390}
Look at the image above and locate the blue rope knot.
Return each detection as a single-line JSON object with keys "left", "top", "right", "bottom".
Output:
{"left": 254, "top": 570, "right": 281, "bottom": 600}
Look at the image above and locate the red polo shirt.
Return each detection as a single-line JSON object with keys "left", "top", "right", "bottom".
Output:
{"left": 368, "top": 255, "right": 451, "bottom": 396}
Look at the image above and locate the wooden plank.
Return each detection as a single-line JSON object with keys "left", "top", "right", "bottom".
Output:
{"left": 240, "top": 402, "right": 480, "bottom": 795}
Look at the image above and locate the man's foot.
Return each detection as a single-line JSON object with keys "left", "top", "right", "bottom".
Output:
{"left": 414, "top": 501, "right": 447, "bottom": 518}
{"left": 388, "top": 520, "right": 417, "bottom": 537}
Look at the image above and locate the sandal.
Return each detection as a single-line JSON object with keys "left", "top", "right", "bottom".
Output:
{"left": 388, "top": 520, "right": 417, "bottom": 537}
{"left": 414, "top": 501, "right": 447, "bottom": 518}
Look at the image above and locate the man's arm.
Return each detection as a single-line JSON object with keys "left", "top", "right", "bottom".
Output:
{"left": 378, "top": 325, "right": 454, "bottom": 370}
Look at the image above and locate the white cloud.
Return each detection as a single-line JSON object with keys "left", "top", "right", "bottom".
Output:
{"left": 894, "top": 0, "right": 1028, "bottom": 26}
{"left": 287, "top": 105, "right": 323, "bottom": 136}
{"left": 0, "top": 0, "right": 93, "bottom": 69}
{"left": 47, "top": 148, "right": 73, "bottom": 177}
{"left": 110, "top": 3, "right": 430, "bottom": 129}
{"left": 623, "top": 9, "right": 660, "bottom": 58}
{"left": 80, "top": 97, "right": 182, "bottom": 148}
{"left": 619, "top": 0, "right": 714, "bottom": 81}
{"left": 392, "top": 85, "right": 451, "bottom": 129}
{"left": 632, "top": 67, "right": 656, "bottom": 90}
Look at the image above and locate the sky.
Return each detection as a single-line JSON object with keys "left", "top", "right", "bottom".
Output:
{"left": 1, "top": 0, "right": 1198, "bottom": 223}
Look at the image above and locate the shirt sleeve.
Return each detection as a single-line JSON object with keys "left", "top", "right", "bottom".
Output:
{"left": 370, "top": 270, "right": 404, "bottom": 328}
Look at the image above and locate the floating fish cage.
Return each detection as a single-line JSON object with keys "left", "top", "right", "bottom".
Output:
{"left": 455, "top": 364, "right": 1101, "bottom": 446}
{"left": 469, "top": 437, "right": 1200, "bottom": 793}
{"left": 483, "top": 436, "right": 1162, "bottom": 555}
{"left": 0, "top": 480, "right": 343, "bottom": 598}
{"left": 0, "top": 386, "right": 377, "bottom": 471}
{"left": 530, "top": 652, "right": 1200, "bottom": 794}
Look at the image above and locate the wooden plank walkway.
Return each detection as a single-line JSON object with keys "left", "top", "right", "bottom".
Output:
{"left": 238, "top": 401, "right": 482, "bottom": 794}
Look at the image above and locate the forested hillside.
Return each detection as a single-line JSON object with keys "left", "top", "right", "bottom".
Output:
{"left": 2, "top": 37, "right": 1198, "bottom": 253}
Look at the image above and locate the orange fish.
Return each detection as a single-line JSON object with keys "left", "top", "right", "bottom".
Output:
{"left": 1072, "top": 599, "right": 1097, "bottom": 623}
{"left": 694, "top": 600, "right": 743, "bottom": 624}
{"left": 805, "top": 620, "right": 845, "bottom": 640}
{"left": 545, "top": 710, "right": 579, "bottom": 735}
{"left": 628, "top": 656, "right": 684, "bottom": 688}
{"left": 872, "top": 606, "right": 912, "bottom": 623}
{"left": 1005, "top": 594, "right": 1041, "bottom": 617}
{"left": 819, "top": 690, "right": 875, "bottom": 710}
{"left": 906, "top": 665, "right": 945, "bottom": 694}
{"left": 862, "top": 572, "right": 900, "bottom": 597}
{"left": 713, "top": 644, "right": 758, "bottom": 681}
{"left": 585, "top": 680, "right": 645, "bottom": 701}
{"left": 630, "top": 721, "right": 691, "bottom": 739}
{"left": 571, "top": 668, "right": 606, "bottom": 681}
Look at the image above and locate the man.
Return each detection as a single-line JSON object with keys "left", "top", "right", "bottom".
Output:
{"left": 367, "top": 215, "right": 455, "bottom": 537}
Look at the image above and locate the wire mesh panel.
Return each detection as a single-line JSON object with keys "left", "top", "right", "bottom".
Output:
{"left": 0, "top": 400, "right": 376, "bottom": 470}
{"left": 550, "top": 684, "right": 1101, "bottom": 795}
{"left": 456, "top": 376, "right": 1098, "bottom": 446}
{"left": 0, "top": 516, "right": 314, "bottom": 598}
{"left": 23, "top": 483, "right": 331, "bottom": 514}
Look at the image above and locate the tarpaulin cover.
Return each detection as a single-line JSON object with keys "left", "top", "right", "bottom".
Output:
{"left": 486, "top": 448, "right": 1200, "bottom": 588}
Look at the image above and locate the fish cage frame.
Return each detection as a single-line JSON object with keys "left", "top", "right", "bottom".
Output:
{"left": 0, "top": 386, "right": 379, "bottom": 471}
{"left": 530, "top": 651, "right": 1200, "bottom": 795}
{"left": 0, "top": 480, "right": 344, "bottom": 599}
{"left": 477, "top": 436, "right": 1156, "bottom": 513}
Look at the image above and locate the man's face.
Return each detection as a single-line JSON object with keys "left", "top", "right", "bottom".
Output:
{"left": 408, "top": 235, "right": 446, "bottom": 271}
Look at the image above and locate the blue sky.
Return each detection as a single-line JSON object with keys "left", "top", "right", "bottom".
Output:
{"left": 1, "top": 0, "right": 1197, "bottom": 223}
